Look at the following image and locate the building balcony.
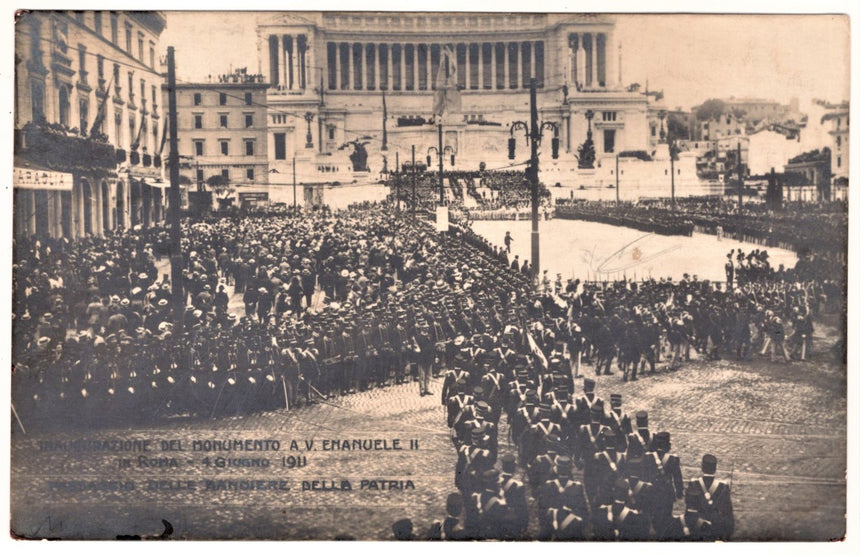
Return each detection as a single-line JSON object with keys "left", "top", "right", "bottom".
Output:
{"left": 20, "top": 120, "right": 116, "bottom": 174}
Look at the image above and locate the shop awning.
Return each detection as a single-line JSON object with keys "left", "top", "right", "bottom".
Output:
{"left": 143, "top": 178, "right": 171, "bottom": 189}
{"left": 13, "top": 155, "right": 73, "bottom": 191}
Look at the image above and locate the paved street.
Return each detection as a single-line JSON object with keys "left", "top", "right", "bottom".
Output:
{"left": 472, "top": 219, "right": 798, "bottom": 283}
{"left": 11, "top": 314, "right": 845, "bottom": 540}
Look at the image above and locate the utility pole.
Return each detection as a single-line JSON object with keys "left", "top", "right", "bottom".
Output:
{"left": 615, "top": 154, "right": 620, "bottom": 203}
{"left": 438, "top": 122, "right": 444, "bottom": 204}
{"left": 670, "top": 139, "right": 676, "bottom": 209}
{"left": 528, "top": 79, "right": 540, "bottom": 278}
{"left": 737, "top": 141, "right": 743, "bottom": 210}
{"left": 292, "top": 156, "right": 297, "bottom": 211}
{"left": 166, "top": 46, "right": 183, "bottom": 329}
{"left": 509, "top": 78, "right": 558, "bottom": 282}
{"left": 411, "top": 145, "right": 416, "bottom": 218}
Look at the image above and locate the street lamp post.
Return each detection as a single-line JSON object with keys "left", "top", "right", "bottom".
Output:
{"left": 304, "top": 112, "right": 315, "bottom": 148}
{"left": 508, "top": 78, "right": 559, "bottom": 282}
{"left": 426, "top": 123, "right": 447, "bottom": 205}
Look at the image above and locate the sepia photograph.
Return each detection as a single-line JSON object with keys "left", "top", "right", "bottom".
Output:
{"left": 7, "top": 2, "right": 856, "bottom": 542}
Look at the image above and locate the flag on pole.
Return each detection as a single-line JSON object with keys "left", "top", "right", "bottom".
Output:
{"left": 131, "top": 112, "right": 145, "bottom": 151}
{"left": 157, "top": 117, "right": 168, "bottom": 156}
{"left": 88, "top": 77, "right": 113, "bottom": 136}
{"left": 526, "top": 330, "right": 548, "bottom": 370}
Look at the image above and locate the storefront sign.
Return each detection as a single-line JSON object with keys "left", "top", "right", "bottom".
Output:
{"left": 13, "top": 167, "right": 73, "bottom": 191}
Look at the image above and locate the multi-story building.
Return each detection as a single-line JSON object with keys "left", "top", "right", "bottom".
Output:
{"left": 255, "top": 12, "right": 656, "bottom": 190}
{"left": 173, "top": 69, "right": 270, "bottom": 206}
{"left": 14, "top": 10, "right": 167, "bottom": 239}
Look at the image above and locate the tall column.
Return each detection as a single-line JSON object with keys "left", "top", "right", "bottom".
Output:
{"left": 503, "top": 42, "right": 510, "bottom": 88}
{"left": 563, "top": 114, "right": 571, "bottom": 153}
{"left": 387, "top": 44, "right": 393, "bottom": 89}
{"left": 400, "top": 43, "right": 406, "bottom": 90}
{"left": 412, "top": 43, "right": 418, "bottom": 90}
{"left": 347, "top": 43, "right": 354, "bottom": 90}
{"left": 359, "top": 42, "right": 366, "bottom": 90}
{"left": 335, "top": 43, "right": 342, "bottom": 90}
{"left": 490, "top": 43, "right": 497, "bottom": 89}
{"left": 360, "top": 43, "right": 367, "bottom": 90}
{"left": 517, "top": 42, "right": 523, "bottom": 88}
{"left": 590, "top": 33, "right": 597, "bottom": 87}
{"left": 605, "top": 33, "right": 615, "bottom": 88}
{"left": 477, "top": 45, "right": 483, "bottom": 89}
{"left": 530, "top": 42, "right": 536, "bottom": 83}
{"left": 302, "top": 34, "right": 310, "bottom": 90}
{"left": 288, "top": 36, "right": 295, "bottom": 89}
{"left": 374, "top": 42, "right": 380, "bottom": 90}
{"left": 464, "top": 45, "right": 471, "bottom": 89}
{"left": 426, "top": 45, "right": 432, "bottom": 90}
{"left": 277, "top": 35, "right": 285, "bottom": 88}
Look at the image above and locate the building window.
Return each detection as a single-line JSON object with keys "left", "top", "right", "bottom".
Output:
{"left": 220, "top": 141, "right": 229, "bottom": 155}
{"left": 58, "top": 85, "right": 71, "bottom": 126}
{"left": 193, "top": 92, "right": 202, "bottom": 106}
{"left": 274, "top": 133, "right": 286, "bottom": 160}
{"left": 114, "top": 112, "right": 123, "bottom": 146}
{"left": 221, "top": 169, "right": 229, "bottom": 179}
{"left": 110, "top": 13, "right": 118, "bottom": 44}
{"left": 125, "top": 25, "right": 132, "bottom": 53}
{"left": 837, "top": 156, "right": 842, "bottom": 168}
{"left": 245, "top": 114, "right": 253, "bottom": 128}
{"left": 603, "top": 129, "right": 615, "bottom": 153}
{"left": 78, "top": 44, "right": 88, "bottom": 83}
{"left": 244, "top": 92, "right": 252, "bottom": 105}
{"left": 246, "top": 168, "right": 255, "bottom": 181}
{"left": 836, "top": 135, "right": 842, "bottom": 148}
{"left": 196, "top": 169, "right": 204, "bottom": 183}
{"left": 94, "top": 12, "right": 102, "bottom": 35}
{"left": 149, "top": 43, "right": 155, "bottom": 68}
{"left": 194, "top": 114, "right": 203, "bottom": 129}
{"left": 195, "top": 141, "right": 204, "bottom": 156}
{"left": 30, "top": 81, "right": 45, "bottom": 121}
{"left": 328, "top": 127, "right": 335, "bottom": 140}
{"left": 97, "top": 55, "right": 104, "bottom": 80}
{"left": 79, "top": 98, "right": 89, "bottom": 131}
{"left": 138, "top": 33, "right": 144, "bottom": 60}
{"left": 219, "top": 92, "right": 227, "bottom": 105}
{"left": 220, "top": 114, "right": 228, "bottom": 128}
{"left": 651, "top": 125, "right": 657, "bottom": 137}
{"left": 113, "top": 63, "right": 120, "bottom": 92}
{"left": 245, "top": 140, "right": 255, "bottom": 156}
{"left": 602, "top": 111, "right": 616, "bottom": 122}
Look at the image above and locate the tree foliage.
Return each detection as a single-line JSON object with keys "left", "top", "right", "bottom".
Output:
{"left": 695, "top": 98, "right": 727, "bottom": 121}
{"left": 206, "top": 174, "right": 235, "bottom": 199}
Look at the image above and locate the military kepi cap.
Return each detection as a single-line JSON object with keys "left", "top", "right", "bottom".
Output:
{"left": 702, "top": 454, "right": 718, "bottom": 475}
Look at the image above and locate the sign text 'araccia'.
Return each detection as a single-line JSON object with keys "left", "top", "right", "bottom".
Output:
{"left": 13, "top": 167, "right": 74, "bottom": 191}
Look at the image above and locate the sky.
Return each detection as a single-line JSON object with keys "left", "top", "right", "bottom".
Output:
{"left": 159, "top": 11, "right": 849, "bottom": 112}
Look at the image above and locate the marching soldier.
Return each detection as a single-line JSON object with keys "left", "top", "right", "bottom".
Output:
{"left": 644, "top": 431, "right": 684, "bottom": 534}
{"left": 498, "top": 454, "right": 528, "bottom": 538}
{"left": 535, "top": 455, "right": 587, "bottom": 539}
{"left": 604, "top": 393, "right": 632, "bottom": 452}
{"left": 591, "top": 478, "right": 650, "bottom": 540}
{"left": 689, "top": 454, "right": 734, "bottom": 541}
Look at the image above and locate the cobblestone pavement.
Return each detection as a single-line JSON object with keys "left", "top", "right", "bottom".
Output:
{"left": 11, "top": 318, "right": 846, "bottom": 541}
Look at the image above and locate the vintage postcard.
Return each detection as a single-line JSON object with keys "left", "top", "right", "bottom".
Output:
{"left": 9, "top": 6, "right": 852, "bottom": 542}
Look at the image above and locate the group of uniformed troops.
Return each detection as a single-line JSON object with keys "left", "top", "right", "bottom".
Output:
{"left": 438, "top": 359, "right": 735, "bottom": 540}
{"left": 13, "top": 195, "right": 836, "bottom": 432}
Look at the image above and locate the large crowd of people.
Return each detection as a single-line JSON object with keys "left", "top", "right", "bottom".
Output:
{"left": 11, "top": 186, "right": 845, "bottom": 539}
